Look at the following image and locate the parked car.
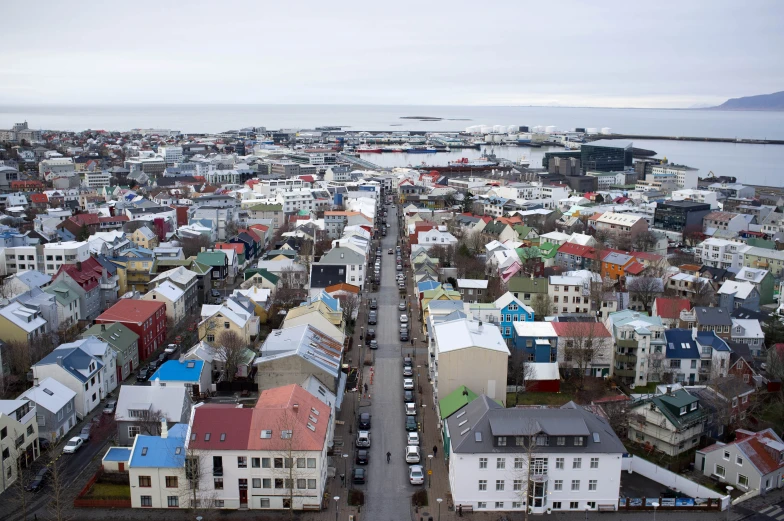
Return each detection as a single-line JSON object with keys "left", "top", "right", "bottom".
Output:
{"left": 400, "top": 314, "right": 408, "bottom": 324}
{"left": 403, "top": 378, "right": 414, "bottom": 390}
{"left": 37, "top": 437, "right": 51, "bottom": 452}
{"left": 405, "top": 416, "right": 418, "bottom": 432}
{"left": 404, "top": 357, "right": 413, "bottom": 367}
{"left": 136, "top": 367, "right": 149, "bottom": 381}
{"left": 62, "top": 437, "right": 84, "bottom": 454}
{"left": 164, "top": 344, "right": 178, "bottom": 357}
{"left": 399, "top": 301, "right": 407, "bottom": 311}
{"left": 368, "top": 311, "right": 377, "bottom": 325}
{"left": 400, "top": 330, "right": 409, "bottom": 342}
{"left": 366, "top": 329, "right": 376, "bottom": 340}
{"left": 359, "top": 413, "right": 371, "bottom": 430}
{"left": 25, "top": 467, "right": 48, "bottom": 492}
{"left": 352, "top": 468, "right": 366, "bottom": 484}
{"left": 405, "top": 402, "right": 417, "bottom": 416}
{"left": 388, "top": 248, "right": 393, "bottom": 254}
{"left": 409, "top": 465, "right": 424, "bottom": 485}
{"left": 369, "top": 298, "right": 378, "bottom": 310}
{"left": 356, "top": 431, "right": 371, "bottom": 448}
{"left": 103, "top": 400, "right": 117, "bottom": 414}
{"left": 368, "top": 339, "right": 378, "bottom": 350}
{"left": 79, "top": 425, "right": 91, "bottom": 442}
{"left": 405, "top": 445, "right": 421, "bottom": 464}
{"left": 210, "top": 289, "right": 221, "bottom": 298}
{"left": 148, "top": 360, "right": 158, "bottom": 372}
{"left": 355, "top": 449, "right": 369, "bottom": 465}
{"left": 403, "top": 365, "right": 413, "bottom": 377}
{"left": 407, "top": 432, "right": 420, "bottom": 446}
{"left": 157, "top": 352, "right": 167, "bottom": 364}
{"left": 396, "top": 264, "right": 403, "bottom": 271}
{"left": 404, "top": 390, "right": 414, "bottom": 403}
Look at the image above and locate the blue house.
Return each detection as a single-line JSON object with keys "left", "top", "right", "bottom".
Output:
{"left": 662, "top": 329, "right": 702, "bottom": 385}
{"left": 511, "top": 321, "right": 557, "bottom": 362}
{"left": 494, "top": 292, "right": 535, "bottom": 344}
{"left": 717, "top": 280, "right": 760, "bottom": 313}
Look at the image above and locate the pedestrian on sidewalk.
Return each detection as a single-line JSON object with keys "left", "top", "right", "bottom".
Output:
{"left": 364, "top": 383, "right": 368, "bottom": 394}
{"left": 458, "top": 505, "right": 463, "bottom": 517}
{"left": 433, "top": 445, "right": 438, "bottom": 457}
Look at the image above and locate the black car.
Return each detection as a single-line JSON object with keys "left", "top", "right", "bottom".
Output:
{"left": 366, "top": 329, "right": 376, "bottom": 340}
{"left": 367, "top": 312, "right": 377, "bottom": 325}
{"left": 355, "top": 449, "right": 369, "bottom": 465}
{"left": 136, "top": 367, "right": 149, "bottom": 381}
{"left": 400, "top": 330, "right": 409, "bottom": 342}
{"left": 25, "top": 467, "right": 48, "bottom": 492}
{"left": 369, "top": 298, "right": 378, "bottom": 310}
{"left": 405, "top": 416, "right": 418, "bottom": 432}
{"left": 37, "top": 437, "right": 51, "bottom": 452}
{"left": 403, "top": 357, "right": 413, "bottom": 368}
{"left": 404, "top": 390, "right": 414, "bottom": 403}
{"left": 358, "top": 412, "right": 371, "bottom": 430}
{"left": 352, "top": 468, "right": 366, "bottom": 484}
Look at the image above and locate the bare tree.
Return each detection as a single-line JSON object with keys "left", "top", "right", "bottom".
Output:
{"left": 509, "top": 419, "right": 545, "bottom": 519}
{"left": 766, "top": 345, "right": 784, "bottom": 382}
{"left": 298, "top": 239, "right": 314, "bottom": 281}
{"left": 135, "top": 407, "right": 167, "bottom": 436}
{"left": 693, "top": 279, "right": 717, "bottom": 307}
{"left": 224, "top": 219, "right": 239, "bottom": 240}
{"left": 627, "top": 277, "right": 662, "bottom": 313}
{"left": 46, "top": 451, "right": 71, "bottom": 521}
{"left": 529, "top": 293, "right": 553, "bottom": 321}
{"left": 337, "top": 293, "right": 360, "bottom": 334}
{"left": 180, "top": 234, "right": 212, "bottom": 258}
{"left": 274, "top": 409, "right": 305, "bottom": 518}
{"left": 647, "top": 347, "right": 666, "bottom": 383}
{"left": 508, "top": 349, "right": 535, "bottom": 402}
{"left": 682, "top": 225, "right": 703, "bottom": 247}
{"left": 485, "top": 276, "right": 505, "bottom": 303}
{"left": 9, "top": 428, "right": 35, "bottom": 521}
{"left": 599, "top": 398, "right": 631, "bottom": 439}
{"left": 559, "top": 322, "right": 605, "bottom": 392}
{"left": 633, "top": 230, "right": 658, "bottom": 252}
{"left": 215, "top": 330, "right": 246, "bottom": 382}
{"left": 183, "top": 446, "right": 218, "bottom": 511}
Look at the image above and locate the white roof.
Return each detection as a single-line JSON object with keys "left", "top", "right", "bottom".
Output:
{"left": 18, "top": 377, "right": 76, "bottom": 413}
{"left": 527, "top": 362, "right": 560, "bottom": 381}
{"left": 735, "top": 267, "right": 769, "bottom": 284}
{"left": 512, "top": 321, "right": 557, "bottom": 337}
{"left": 150, "top": 266, "right": 198, "bottom": 286}
{"left": 232, "top": 286, "right": 272, "bottom": 303}
{"left": 731, "top": 319, "right": 764, "bottom": 339}
{"left": 568, "top": 233, "right": 596, "bottom": 246}
{"left": 151, "top": 280, "right": 185, "bottom": 302}
{"left": 717, "top": 280, "right": 756, "bottom": 299}
{"left": 200, "top": 298, "right": 253, "bottom": 328}
{"left": 457, "top": 279, "right": 489, "bottom": 290}
{"left": 549, "top": 275, "right": 584, "bottom": 286}
{"left": 115, "top": 384, "right": 189, "bottom": 423}
{"left": 433, "top": 317, "right": 509, "bottom": 355}
{"left": 539, "top": 231, "right": 571, "bottom": 241}
{"left": 596, "top": 212, "right": 643, "bottom": 226}
{"left": 0, "top": 301, "right": 47, "bottom": 332}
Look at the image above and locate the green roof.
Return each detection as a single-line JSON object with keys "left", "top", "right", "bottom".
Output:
{"left": 538, "top": 242, "right": 559, "bottom": 258}
{"left": 44, "top": 281, "right": 79, "bottom": 306}
{"left": 506, "top": 277, "right": 548, "bottom": 294}
{"left": 82, "top": 322, "right": 139, "bottom": 351}
{"left": 439, "top": 386, "right": 478, "bottom": 419}
{"left": 639, "top": 389, "right": 707, "bottom": 430}
{"left": 248, "top": 203, "right": 282, "bottom": 212}
{"left": 746, "top": 237, "right": 775, "bottom": 249}
{"left": 513, "top": 225, "right": 534, "bottom": 238}
{"left": 244, "top": 268, "right": 280, "bottom": 284}
{"left": 196, "top": 251, "right": 227, "bottom": 267}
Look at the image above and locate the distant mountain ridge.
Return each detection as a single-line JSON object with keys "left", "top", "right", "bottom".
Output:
{"left": 709, "top": 91, "right": 784, "bottom": 111}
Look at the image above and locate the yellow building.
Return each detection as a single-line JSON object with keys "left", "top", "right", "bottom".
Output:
{"left": 130, "top": 226, "right": 159, "bottom": 250}
{"left": 198, "top": 298, "right": 260, "bottom": 344}
{"left": 0, "top": 301, "right": 49, "bottom": 344}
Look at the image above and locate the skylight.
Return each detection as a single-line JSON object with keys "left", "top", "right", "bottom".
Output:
{"left": 455, "top": 411, "right": 466, "bottom": 419}
{"left": 475, "top": 432, "right": 482, "bottom": 442}
{"left": 220, "top": 433, "right": 226, "bottom": 442}
{"left": 141, "top": 447, "right": 148, "bottom": 456}
{"left": 175, "top": 447, "right": 182, "bottom": 455}
{"left": 190, "top": 433, "right": 196, "bottom": 441}
{"left": 187, "top": 361, "right": 196, "bottom": 368}
{"left": 43, "top": 388, "right": 54, "bottom": 396}
{"left": 592, "top": 433, "right": 600, "bottom": 443}
{"left": 204, "top": 433, "right": 211, "bottom": 441}
{"left": 460, "top": 428, "right": 470, "bottom": 436}
{"left": 281, "top": 430, "right": 292, "bottom": 439}
{"left": 307, "top": 423, "right": 316, "bottom": 432}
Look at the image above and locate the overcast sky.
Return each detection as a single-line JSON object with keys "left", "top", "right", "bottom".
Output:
{"left": 2, "top": 0, "right": 782, "bottom": 108}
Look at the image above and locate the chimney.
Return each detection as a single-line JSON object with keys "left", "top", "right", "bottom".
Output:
{"left": 100, "top": 324, "right": 106, "bottom": 332}
{"left": 161, "top": 419, "right": 168, "bottom": 439}
{"left": 56, "top": 356, "right": 63, "bottom": 367}
{"left": 666, "top": 386, "right": 672, "bottom": 396}
{"left": 293, "top": 403, "right": 299, "bottom": 413}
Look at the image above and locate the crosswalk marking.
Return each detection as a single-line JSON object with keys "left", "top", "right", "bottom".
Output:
{"left": 766, "top": 506, "right": 783, "bottom": 517}
{"left": 761, "top": 506, "right": 774, "bottom": 514}
{"left": 775, "top": 512, "right": 784, "bottom": 521}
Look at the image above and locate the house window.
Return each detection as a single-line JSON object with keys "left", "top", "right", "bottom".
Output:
{"left": 495, "top": 502, "right": 505, "bottom": 509}
{"left": 715, "top": 465, "right": 725, "bottom": 477}
{"left": 552, "top": 502, "right": 562, "bottom": 510}
{"left": 214, "top": 478, "right": 224, "bottom": 489}
{"left": 252, "top": 478, "right": 261, "bottom": 489}
{"left": 554, "top": 480, "right": 563, "bottom": 491}
{"left": 557, "top": 436, "right": 565, "bottom": 446}
{"left": 570, "top": 502, "right": 579, "bottom": 509}
{"left": 574, "top": 436, "right": 584, "bottom": 446}
{"left": 513, "top": 479, "right": 523, "bottom": 491}
{"left": 477, "top": 502, "right": 487, "bottom": 509}
{"left": 478, "top": 480, "right": 487, "bottom": 491}
{"left": 573, "top": 457, "right": 582, "bottom": 469}
{"left": 556, "top": 457, "right": 564, "bottom": 469}
{"left": 138, "top": 476, "right": 151, "bottom": 487}
{"left": 736, "top": 456, "right": 743, "bottom": 466}
{"left": 479, "top": 457, "right": 487, "bottom": 469}
{"left": 590, "top": 457, "right": 599, "bottom": 469}
{"left": 237, "top": 456, "right": 247, "bottom": 468}
{"left": 723, "top": 451, "right": 730, "bottom": 460}
{"left": 496, "top": 480, "right": 505, "bottom": 491}
{"left": 496, "top": 458, "right": 505, "bottom": 469}
{"left": 589, "top": 480, "right": 597, "bottom": 491}
{"left": 514, "top": 457, "right": 523, "bottom": 469}
{"left": 738, "top": 474, "right": 749, "bottom": 488}
{"left": 165, "top": 476, "right": 178, "bottom": 488}
{"left": 307, "top": 458, "right": 317, "bottom": 468}
{"left": 167, "top": 496, "right": 179, "bottom": 508}
{"left": 262, "top": 457, "right": 271, "bottom": 468}
{"left": 140, "top": 496, "right": 152, "bottom": 507}
{"left": 252, "top": 458, "right": 260, "bottom": 468}
{"left": 497, "top": 437, "right": 507, "bottom": 446}
{"left": 571, "top": 480, "right": 580, "bottom": 491}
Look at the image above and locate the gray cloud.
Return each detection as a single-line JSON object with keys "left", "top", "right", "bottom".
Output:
{"left": 1, "top": 0, "right": 782, "bottom": 107}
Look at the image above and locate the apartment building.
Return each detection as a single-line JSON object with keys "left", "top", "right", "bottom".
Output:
{"left": 42, "top": 241, "right": 90, "bottom": 276}
{"left": 594, "top": 212, "right": 647, "bottom": 238}
{"left": 604, "top": 310, "right": 666, "bottom": 387}
{"left": 694, "top": 238, "right": 750, "bottom": 272}
{"left": 548, "top": 275, "right": 590, "bottom": 315}
{"left": 0, "top": 400, "right": 40, "bottom": 494}
{"left": 447, "top": 397, "right": 625, "bottom": 514}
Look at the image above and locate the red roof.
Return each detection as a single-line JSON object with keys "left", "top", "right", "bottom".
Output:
{"left": 550, "top": 322, "right": 611, "bottom": 337}
{"left": 96, "top": 299, "right": 165, "bottom": 325}
{"left": 99, "top": 215, "right": 129, "bottom": 223}
{"left": 189, "top": 404, "right": 254, "bottom": 450}
{"left": 250, "top": 224, "right": 269, "bottom": 232}
{"left": 30, "top": 193, "right": 48, "bottom": 204}
{"left": 625, "top": 262, "right": 646, "bottom": 275}
{"left": 70, "top": 213, "right": 99, "bottom": 226}
{"left": 299, "top": 175, "right": 315, "bottom": 183}
{"left": 654, "top": 297, "right": 691, "bottom": 319}
{"left": 735, "top": 429, "right": 784, "bottom": 476}
{"left": 215, "top": 242, "right": 245, "bottom": 256}
{"left": 325, "top": 282, "right": 360, "bottom": 295}
{"left": 631, "top": 251, "right": 663, "bottom": 262}
{"left": 557, "top": 242, "right": 595, "bottom": 257}
{"left": 56, "top": 257, "right": 103, "bottom": 292}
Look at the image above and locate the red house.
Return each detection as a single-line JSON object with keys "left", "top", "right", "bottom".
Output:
{"left": 95, "top": 299, "right": 166, "bottom": 361}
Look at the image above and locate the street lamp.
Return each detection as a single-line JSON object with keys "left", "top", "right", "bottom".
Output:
{"left": 422, "top": 403, "right": 427, "bottom": 434}
{"left": 342, "top": 453, "right": 348, "bottom": 489}
{"left": 428, "top": 454, "right": 434, "bottom": 488}
{"left": 360, "top": 326, "right": 364, "bottom": 340}
{"left": 437, "top": 498, "right": 443, "bottom": 521}
{"left": 726, "top": 486, "right": 734, "bottom": 520}
{"left": 334, "top": 496, "right": 340, "bottom": 521}
{"left": 585, "top": 507, "right": 589, "bottom": 520}
{"left": 651, "top": 502, "right": 659, "bottom": 521}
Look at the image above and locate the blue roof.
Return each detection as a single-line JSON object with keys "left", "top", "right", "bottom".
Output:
{"left": 696, "top": 331, "right": 731, "bottom": 352}
{"left": 150, "top": 359, "right": 204, "bottom": 382}
{"left": 37, "top": 346, "right": 102, "bottom": 383}
{"left": 664, "top": 329, "right": 700, "bottom": 359}
{"left": 417, "top": 280, "right": 441, "bottom": 293}
{"left": 129, "top": 424, "right": 188, "bottom": 468}
{"left": 308, "top": 290, "right": 339, "bottom": 312}
{"left": 104, "top": 447, "right": 131, "bottom": 462}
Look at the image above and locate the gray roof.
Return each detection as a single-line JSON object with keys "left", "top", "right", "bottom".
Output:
{"left": 12, "top": 270, "right": 51, "bottom": 290}
{"left": 318, "top": 247, "right": 365, "bottom": 265}
{"left": 448, "top": 396, "right": 626, "bottom": 455}
{"left": 694, "top": 306, "right": 733, "bottom": 326}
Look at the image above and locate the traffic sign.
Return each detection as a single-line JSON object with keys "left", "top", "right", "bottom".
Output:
{"left": 428, "top": 470, "right": 433, "bottom": 475}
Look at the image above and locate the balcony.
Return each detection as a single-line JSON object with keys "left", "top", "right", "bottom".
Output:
{"left": 614, "top": 368, "right": 636, "bottom": 378}
{"left": 615, "top": 354, "right": 637, "bottom": 364}
{"left": 616, "top": 338, "right": 638, "bottom": 349}
{"left": 530, "top": 473, "right": 549, "bottom": 483}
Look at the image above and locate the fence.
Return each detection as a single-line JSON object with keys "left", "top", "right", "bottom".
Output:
{"left": 622, "top": 455, "right": 729, "bottom": 510}
{"left": 73, "top": 465, "right": 133, "bottom": 508}
{"left": 215, "top": 380, "right": 258, "bottom": 393}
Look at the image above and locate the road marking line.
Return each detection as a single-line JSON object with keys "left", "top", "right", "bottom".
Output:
{"left": 769, "top": 506, "right": 783, "bottom": 517}
{"left": 776, "top": 513, "right": 784, "bottom": 521}
{"left": 761, "top": 506, "right": 774, "bottom": 514}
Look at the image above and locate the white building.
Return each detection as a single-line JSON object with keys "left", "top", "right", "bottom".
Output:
{"left": 85, "top": 170, "right": 112, "bottom": 189}
{"left": 32, "top": 343, "right": 104, "bottom": 420}
{"left": 694, "top": 238, "right": 750, "bottom": 272}
{"left": 276, "top": 189, "right": 315, "bottom": 214}
{"left": 42, "top": 241, "right": 90, "bottom": 276}
{"left": 548, "top": 275, "right": 590, "bottom": 315}
{"left": 651, "top": 164, "right": 699, "bottom": 189}
{"left": 157, "top": 146, "right": 183, "bottom": 165}
{"left": 446, "top": 397, "right": 625, "bottom": 514}
{"left": 671, "top": 189, "right": 720, "bottom": 209}
{"left": 0, "top": 399, "right": 40, "bottom": 494}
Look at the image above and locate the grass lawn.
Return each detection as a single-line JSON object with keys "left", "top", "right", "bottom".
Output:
{"left": 507, "top": 392, "right": 575, "bottom": 407}
{"left": 85, "top": 483, "right": 131, "bottom": 499}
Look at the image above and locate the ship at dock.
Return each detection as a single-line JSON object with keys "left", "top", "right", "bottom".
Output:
{"left": 414, "top": 156, "right": 514, "bottom": 173}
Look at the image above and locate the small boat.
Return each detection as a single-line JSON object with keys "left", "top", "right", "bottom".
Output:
{"left": 357, "top": 145, "right": 383, "bottom": 153}
{"left": 406, "top": 146, "right": 437, "bottom": 154}
{"left": 517, "top": 155, "right": 530, "bottom": 167}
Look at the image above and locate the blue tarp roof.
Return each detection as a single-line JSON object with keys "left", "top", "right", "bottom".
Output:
{"left": 150, "top": 360, "right": 204, "bottom": 382}
{"left": 104, "top": 447, "right": 131, "bottom": 462}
